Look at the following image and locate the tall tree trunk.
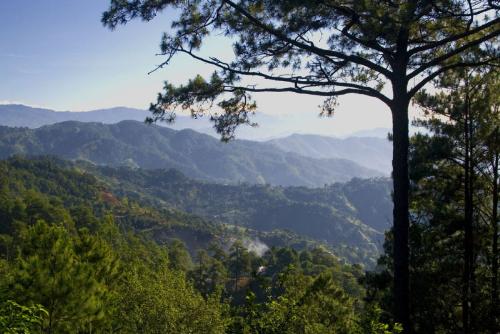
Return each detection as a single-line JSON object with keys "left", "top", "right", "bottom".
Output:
{"left": 391, "top": 92, "right": 410, "bottom": 333}
{"left": 463, "top": 85, "right": 475, "bottom": 334}
{"left": 491, "top": 149, "right": 499, "bottom": 334}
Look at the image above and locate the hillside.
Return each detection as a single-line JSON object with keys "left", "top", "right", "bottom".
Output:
{"left": 0, "top": 156, "right": 379, "bottom": 333}
{"left": 0, "top": 156, "right": 328, "bottom": 255}
{"left": 82, "top": 163, "right": 393, "bottom": 265}
{"left": 1, "top": 156, "right": 391, "bottom": 266}
{"left": 0, "top": 120, "right": 382, "bottom": 186}
{"left": 267, "top": 134, "right": 392, "bottom": 174}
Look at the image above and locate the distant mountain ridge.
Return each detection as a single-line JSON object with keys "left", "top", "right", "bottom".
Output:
{"left": 267, "top": 134, "right": 392, "bottom": 174}
{"left": 0, "top": 120, "right": 382, "bottom": 187}
{"left": 0, "top": 104, "right": 151, "bottom": 128}
{"left": 0, "top": 103, "right": 392, "bottom": 140}
{"left": 0, "top": 104, "right": 393, "bottom": 173}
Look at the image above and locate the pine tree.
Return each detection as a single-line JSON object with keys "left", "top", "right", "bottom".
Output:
{"left": 102, "top": 3, "right": 500, "bottom": 330}
{"left": 9, "top": 221, "right": 117, "bottom": 333}
{"left": 407, "top": 67, "right": 500, "bottom": 333}
{"left": 228, "top": 241, "right": 252, "bottom": 292}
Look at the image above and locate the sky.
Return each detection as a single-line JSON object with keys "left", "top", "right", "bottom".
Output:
{"left": 0, "top": 0, "right": 397, "bottom": 136}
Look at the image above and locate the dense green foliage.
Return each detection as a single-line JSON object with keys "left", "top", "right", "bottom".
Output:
{"left": 0, "top": 158, "right": 227, "bottom": 333}
{"left": 0, "top": 300, "right": 47, "bottom": 334}
{"left": 86, "top": 164, "right": 392, "bottom": 266}
{"left": 0, "top": 120, "right": 382, "bottom": 187}
{"left": 0, "top": 157, "right": 398, "bottom": 333}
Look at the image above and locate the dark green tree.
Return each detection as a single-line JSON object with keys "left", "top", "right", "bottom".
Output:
{"left": 412, "top": 67, "right": 499, "bottom": 333}
{"left": 102, "top": 2, "right": 500, "bottom": 330}
{"left": 191, "top": 249, "right": 228, "bottom": 296}
{"left": 8, "top": 221, "right": 118, "bottom": 333}
{"left": 168, "top": 239, "right": 193, "bottom": 272}
{"left": 473, "top": 72, "right": 499, "bottom": 333}
{"left": 228, "top": 241, "right": 252, "bottom": 292}
{"left": 112, "top": 247, "right": 227, "bottom": 334}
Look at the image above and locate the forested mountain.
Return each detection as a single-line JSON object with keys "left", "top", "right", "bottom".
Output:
{"left": 0, "top": 156, "right": 397, "bottom": 333}
{"left": 267, "top": 134, "right": 392, "bottom": 174}
{"left": 0, "top": 156, "right": 391, "bottom": 264}
{"left": 81, "top": 164, "right": 392, "bottom": 265}
{"left": 0, "top": 120, "right": 382, "bottom": 186}
{"left": 0, "top": 156, "right": 325, "bottom": 261}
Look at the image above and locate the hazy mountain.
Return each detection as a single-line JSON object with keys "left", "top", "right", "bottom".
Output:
{"left": 0, "top": 104, "right": 148, "bottom": 127}
{"left": 267, "top": 134, "right": 392, "bottom": 174}
{"left": 0, "top": 104, "right": 305, "bottom": 139}
{"left": 0, "top": 104, "right": 389, "bottom": 140}
{"left": 0, "top": 120, "right": 382, "bottom": 187}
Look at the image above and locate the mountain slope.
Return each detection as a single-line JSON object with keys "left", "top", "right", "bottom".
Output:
{"left": 92, "top": 164, "right": 392, "bottom": 231}
{"left": 0, "top": 120, "right": 382, "bottom": 186}
{"left": 1, "top": 156, "right": 391, "bottom": 266}
{"left": 0, "top": 156, "right": 328, "bottom": 258}
{"left": 267, "top": 134, "right": 392, "bottom": 174}
{"left": 81, "top": 163, "right": 392, "bottom": 265}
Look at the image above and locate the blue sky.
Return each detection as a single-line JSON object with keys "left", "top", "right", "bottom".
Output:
{"left": 1, "top": 0, "right": 395, "bottom": 136}
{"left": 1, "top": 0, "right": 186, "bottom": 110}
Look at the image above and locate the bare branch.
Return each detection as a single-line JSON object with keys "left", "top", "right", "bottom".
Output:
{"left": 223, "top": 85, "right": 390, "bottom": 101}
{"left": 155, "top": 46, "right": 392, "bottom": 105}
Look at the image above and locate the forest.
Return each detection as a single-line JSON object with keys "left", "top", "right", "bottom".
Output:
{"left": 1, "top": 67, "right": 498, "bottom": 333}
{"left": 0, "top": 157, "right": 392, "bottom": 333}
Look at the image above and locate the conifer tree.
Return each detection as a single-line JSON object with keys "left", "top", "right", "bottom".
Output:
{"left": 168, "top": 239, "right": 193, "bottom": 271}
{"left": 228, "top": 241, "right": 252, "bottom": 292}
{"left": 9, "top": 221, "right": 117, "bottom": 333}
{"left": 103, "top": 2, "right": 500, "bottom": 330}
{"left": 408, "top": 67, "right": 499, "bottom": 333}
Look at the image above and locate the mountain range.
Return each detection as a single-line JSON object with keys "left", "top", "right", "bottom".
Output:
{"left": 0, "top": 104, "right": 152, "bottom": 128}
{"left": 0, "top": 103, "right": 395, "bottom": 266}
{"left": 0, "top": 120, "right": 385, "bottom": 187}
{"left": 2, "top": 156, "right": 392, "bottom": 267}
{"left": 0, "top": 104, "right": 394, "bottom": 140}
{"left": 0, "top": 104, "right": 393, "bottom": 174}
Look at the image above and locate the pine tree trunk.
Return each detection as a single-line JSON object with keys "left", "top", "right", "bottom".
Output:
{"left": 463, "top": 87, "right": 475, "bottom": 334}
{"left": 491, "top": 151, "right": 499, "bottom": 334}
{"left": 391, "top": 95, "right": 410, "bottom": 333}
